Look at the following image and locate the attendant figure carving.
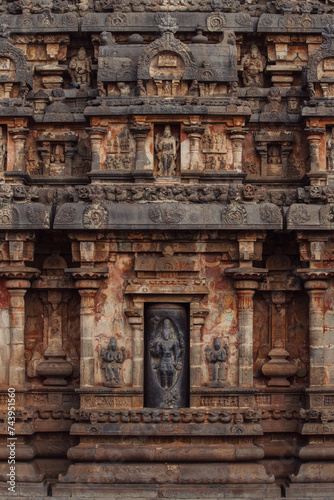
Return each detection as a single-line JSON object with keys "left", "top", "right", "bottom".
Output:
{"left": 205, "top": 337, "right": 229, "bottom": 386}
{"left": 100, "top": 337, "right": 126, "bottom": 386}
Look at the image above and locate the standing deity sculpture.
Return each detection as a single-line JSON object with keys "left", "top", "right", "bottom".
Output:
{"left": 100, "top": 337, "right": 126, "bottom": 386}
{"left": 241, "top": 44, "right": 266, "bottom": 87}
{"left": 205, "top": 337, "right": 229, "bottom": 386}
{"left": 155, "top": 125, "right": 179, "bottom": 176}
{"left": 150, "top": 318, "right": 181, "bottom": 389}
{"left": 69, "top": 48, "right": 91, "bottom": 88}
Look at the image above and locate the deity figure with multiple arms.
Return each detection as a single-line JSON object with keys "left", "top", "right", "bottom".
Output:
{"left": 150, "top": 318, "right": 181, "bottom": 389}
{"left": 155, "top": 125, "right": 179, "bottom": 176}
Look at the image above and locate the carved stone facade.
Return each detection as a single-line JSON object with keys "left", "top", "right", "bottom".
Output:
{"left": 1, "top": 1, "right": 334, "bottom": 499}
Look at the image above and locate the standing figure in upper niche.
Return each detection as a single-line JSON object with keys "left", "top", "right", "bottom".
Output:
{"left": 241, "top": 44, "right": 266, "bottom": 88}
{"left": 155, "top": 125, "right": 179, "bottom": 176}
{"left": 69, "top": 48, "right": 91, "bottom": 88}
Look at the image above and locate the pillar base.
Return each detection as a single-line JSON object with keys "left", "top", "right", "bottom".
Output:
{"left": 54, "top": 481, "right": 281, "bottom": 499}
{"left": 290, "top": 461, "right": 334, "bottom": 483}
{"left": 59, "top": 461, "right": 274, "bottom": 485}
{"left": 285, "top": 479, "right": 334, "bottom": 498}
{"left": 0, "top": 481, "right": 48, "bottom": 498}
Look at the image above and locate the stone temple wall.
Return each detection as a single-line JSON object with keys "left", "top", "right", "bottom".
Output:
{"left": 1, "top": 0, "right": 334, "bottom": 498}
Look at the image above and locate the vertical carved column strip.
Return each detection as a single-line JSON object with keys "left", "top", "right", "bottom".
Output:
{"left": 228, "top": 128, "right": 246, "bottom": 172}
{"left": 9, "top": 128, "right": 29, "bottom": 172}
{"left": 86, "top": 127, "right": 107, "bottom": 172}
{"left": 190, "top": 308, "right": 209, "bottom": 387}
{"left": 130, "top": 125, "right": 151, "bottom": 171}
{"left": 234, "top": 281, "right": 258, "bottom": 387}
{"left": 76, "top": 283, "right": 99, "bottom": 387}
{"left": 5, "top": 280, "right": 31, "bottom": 387}
{"left": 305, "top": 280, "right": 328, "bottom": 387}
{"left": 125, "top": 307, "right": 144, "bottom": 389}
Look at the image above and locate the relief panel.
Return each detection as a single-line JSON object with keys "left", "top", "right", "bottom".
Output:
{"left": 145, "top": 303, "right": 189, "bottom": 409}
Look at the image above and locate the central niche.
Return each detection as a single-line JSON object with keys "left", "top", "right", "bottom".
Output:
{"left": 144, "top": 303, "right": 189, "bottom": 408}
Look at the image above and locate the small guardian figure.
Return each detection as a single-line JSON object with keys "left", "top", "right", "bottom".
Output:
{"left": 69, "top": 47, "right": 91, "bottom": 88}
{"left": 205, "top": 337, "right": 229, "bottom": 386}
{"left": 241, "top": 44, "right": 266, "bottom": 88}
{"left": 100, "top": 337, "right": 126, "bottom": 386}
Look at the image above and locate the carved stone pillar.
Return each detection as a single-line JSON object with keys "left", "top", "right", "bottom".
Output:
{"left": 5, "top": 280, "right": 30, "bottom": 387}
{"left": 226, "top": 268, "right": 267, "bottom": 387}
{"left": 125, "top": 307, "right": 144, "bottom": 389}
{"left": 9, "top": 128, "right": 29, "bottom": 172}
{"left": 235, "top": 283, "right": 257, "bottom": 387}
{"left": 190, "top": 308, "right": 209, "bottom": 387}
{"left": 77, "top": 283, "right": 98, "bottom": 387}
{"left": 87, "top": 126, "right": 107, "bottom": 172}
{"left": 130, "top": 125, "right": 151, "bottom": 170}
{"left": 184, "top": 126, "right": 205, "bottom": 170}
{"left": 306, "top": 279, "right": 328, "bottom": 387}
{"left": 66, "top": 266, "right": 108, "bottom": 387}
{"left": 228, "top": 128, "right": 245, "bottom": 172}
{"left": 297, "top": 269, "right": 333, "bottom": 387}
{"left": 306, "top": 128, "right": 325, "bottom": 174}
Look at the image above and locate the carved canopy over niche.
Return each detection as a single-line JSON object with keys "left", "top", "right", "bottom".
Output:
{"left": 308, "top": 23, "right": 334, "bottom": 82}
{"left": 137, "top": 31, "right": 197, "bottom": 81}
{"left": 0, "top": 24, "right": 32, "bottom": 87}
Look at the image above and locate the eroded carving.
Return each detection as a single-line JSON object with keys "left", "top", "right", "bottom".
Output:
{"left": 100, "top": 337, "right": 126, "bottom": 387}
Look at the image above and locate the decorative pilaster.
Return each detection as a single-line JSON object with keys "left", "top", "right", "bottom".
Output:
{"left": 66, "top": 268, "right": 108, "bottom": 387}
{"left": 6, "top": 280, "right": 30, "bottom": 387}
{"left": 130, "top": 125, "right": 151, "bottom": 170}
{"left": 296, "top": 269, "right": 334, "bottom": 387}
{"left": 226, "top": 268, "right": 267, "bottom": 387}
{"left": 9, "top": 128, "right": 29, "bottom": 172}
{"left": 190, "top": 307, "right": 209, "bottom": 387}
{"left": 125, "top": 307, "right": 144, "bottom": 389}
{"left": 306, "top": 128, "right": 326, "bottom": 185}
{"left": 86, "top": 126, "right": 107, "bottom": 171}
{"left": 228, "top": 128, "right": 246, "bottom": 172}
{"left": 183, "top": 126, "right": 205, "bottom": 170}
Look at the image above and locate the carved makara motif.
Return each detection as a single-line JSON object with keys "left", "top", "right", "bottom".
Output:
{"left": 83, "top": 203, "right": 108, "bottom": 229}
{"left": 221, "top": 204, "right": 247, "bottom": 225}
{"left": 148, "top": 203, "right": 184, "bottom": 224}
{"left": 100, "top": 337, "right": 126, "bottom": 387}
{"left": 145, "top": 304, "right": 188, "bottom": 409}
